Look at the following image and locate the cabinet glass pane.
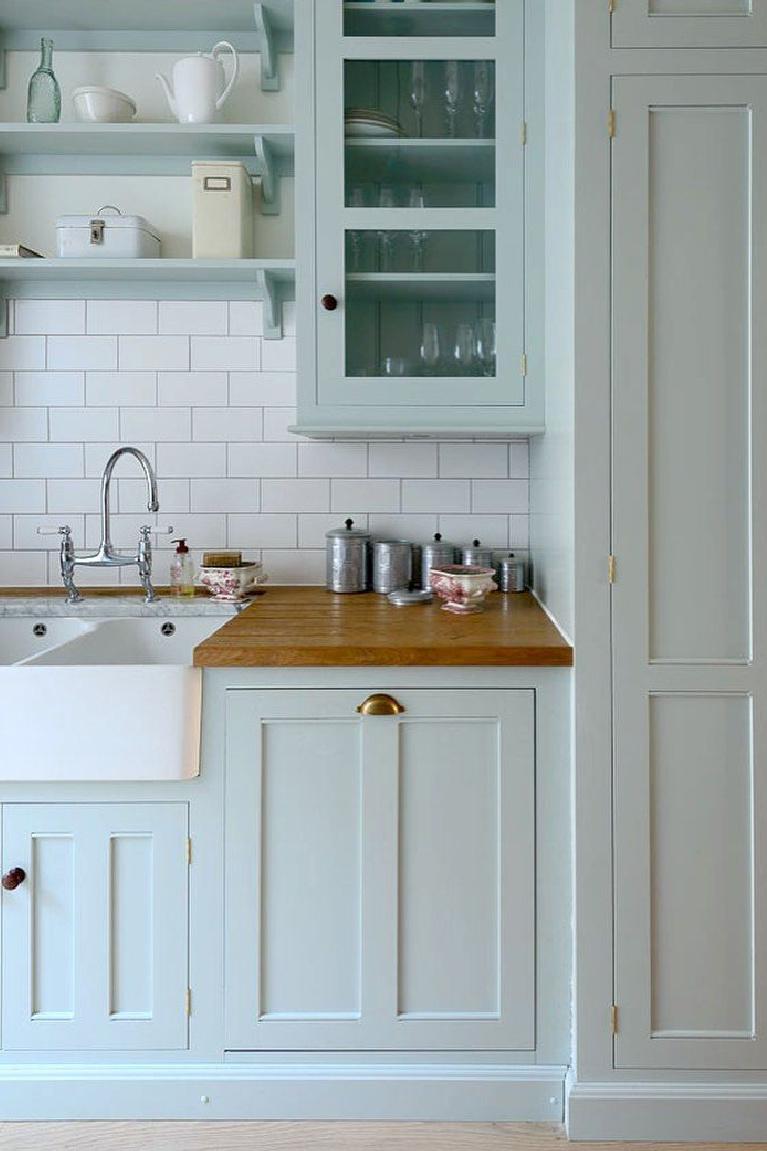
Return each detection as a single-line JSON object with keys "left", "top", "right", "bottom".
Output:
{"left": 344, "top": 2, "right": 496, "bottom": 38}
{"left": 345, "top": 230, "right": 495, "bottom": 378}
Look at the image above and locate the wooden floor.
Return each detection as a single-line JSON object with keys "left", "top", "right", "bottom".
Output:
{"left": 0, "top": 1124, "right": 764, "bottom": 1151}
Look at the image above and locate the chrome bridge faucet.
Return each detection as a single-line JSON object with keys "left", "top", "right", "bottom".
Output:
{"left": 38, "top": 447, "right": 170, "bottom": 605}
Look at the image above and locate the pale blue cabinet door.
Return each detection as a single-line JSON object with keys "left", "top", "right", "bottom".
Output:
{"left": 225, "top": 688, "right": 534, "bottom": 1052}
{"left": 611, "top": 76, "right": 767, "bottom": 1069}
{"left": 1, "top": 803, "right": 189, "bottom": 1052}
{"left": 612, "top": 0, "right": 767, "bottom": 47}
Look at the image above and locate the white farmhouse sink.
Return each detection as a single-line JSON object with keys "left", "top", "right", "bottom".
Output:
{"left": 0, "top": 615, "right": 226, "bottom": 782}
{"left": 0, "top": 616, "right": 96, "bottom": 665}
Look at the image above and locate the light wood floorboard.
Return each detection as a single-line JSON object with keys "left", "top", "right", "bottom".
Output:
{"left": 0, "top": 1123, "right": 764, "bottom": 1151}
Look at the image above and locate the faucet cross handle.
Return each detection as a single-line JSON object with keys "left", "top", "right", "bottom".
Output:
{"left": 36, "top": 524, "right": 73, "bottom": 538}
{"left": 37, "top": 525, "right": 82, "bottom": 606}
{"left": 137, "top": 526, "right": 173, "bottom": 606}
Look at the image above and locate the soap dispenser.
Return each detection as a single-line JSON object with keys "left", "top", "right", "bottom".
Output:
{"left": 170, "top": 538, "right": 194, "bottom": 597}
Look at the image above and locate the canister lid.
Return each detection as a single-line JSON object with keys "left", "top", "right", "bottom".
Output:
{"left": 325, "top": 517, "right": 370, "bottom": 539}
{"left": 424, "top": 531, "right": 457, "bottom": 551}
{"left": 388, "top": 588, "right": 433, "bottom": 606}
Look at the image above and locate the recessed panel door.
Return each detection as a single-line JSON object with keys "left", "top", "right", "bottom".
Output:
{"left": 612, "top": 0, "right": 767, "bottom": 47}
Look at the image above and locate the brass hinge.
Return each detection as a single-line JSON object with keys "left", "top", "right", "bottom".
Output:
{"left": 608, "top": 554, "right": 616, "bottom": 583}
{"left": 608, "top": 109, "right": 616, "bottom": 138}
{"left": 520, "top": 353, "right": 528, "bottom": 378}
{"left": 185, "top": 836, "right": 192, "bottom": 865}
{"left": 521, "top": 120, "right": 527, "bottom": 146}
{"left": 609, "top": 0, "right": 615, "bottom": 14}
{"left": 611, "top": 1003, "right": 619, "bottom": 1034}
{"left": 185, "top": 988, "right": 192, "bottom": 1017}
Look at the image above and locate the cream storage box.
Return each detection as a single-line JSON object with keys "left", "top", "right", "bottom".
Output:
{"left": 192, "top": 160, "right": 253, "bottom": 258}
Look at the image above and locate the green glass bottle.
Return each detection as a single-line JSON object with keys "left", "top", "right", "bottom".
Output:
{"left": 27, "top": 38, "right": 61, "bottom": 123}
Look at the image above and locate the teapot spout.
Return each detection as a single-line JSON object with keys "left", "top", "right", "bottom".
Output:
{"left": 155, "top": 72, "right": 177, "bottom": 118}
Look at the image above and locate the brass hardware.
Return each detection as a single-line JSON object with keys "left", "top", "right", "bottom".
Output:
{"left": 185, "top": 988, "right": 192, "bottom": 1017}
{"left": 357, "top": 693, "right": 405, "bottom": 717}
{"left": 521, "top": 120, "right": 527, "bottom": 146}
{"left": 608, "top": 554, "right": 616, "bottom": 584}
{"left": 520, "top": 353, "right": 528, "bottom": 378}
{"left": 611, "top": 1003, "right": 618, "bottom": 1034}
{"left": 608, "top": 109, "right": 616, "bottom": 138}
{"left": 185, "top": 837, "right": 192, "bottom": 866}
{"left": 609, "top": 0, "right": 615, "bottom": 13}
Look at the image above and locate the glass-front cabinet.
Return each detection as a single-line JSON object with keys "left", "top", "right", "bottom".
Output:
{"left": 294, "top": 0, "right": 541, "bottom": 437}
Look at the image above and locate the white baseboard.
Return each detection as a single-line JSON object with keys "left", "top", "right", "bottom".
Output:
{"left": 0, "top": 1062, "right": 567, "bottom": 1122}
{"left": 567, "top": 1080, "right": 767, "bottom": 1142}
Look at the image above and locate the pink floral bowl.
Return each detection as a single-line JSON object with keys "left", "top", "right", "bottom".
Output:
{"left": 429, "top": 564, "right": 497, "bottom": 614}
{"left": 199, "top": 562, "right": 267, "bottom": 603}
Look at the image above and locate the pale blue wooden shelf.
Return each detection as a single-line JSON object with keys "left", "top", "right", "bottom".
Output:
{"left": 0, "top": 259, "right": 296, "bottom": 338}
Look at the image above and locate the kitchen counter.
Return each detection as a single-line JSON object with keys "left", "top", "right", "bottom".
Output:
{"left": 192, "top": 586, "right": 573, "bottom": 668}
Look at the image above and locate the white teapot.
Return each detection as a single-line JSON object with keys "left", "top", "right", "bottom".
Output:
{"left": 156, "top": 42, "right": 238, "bottom": 124}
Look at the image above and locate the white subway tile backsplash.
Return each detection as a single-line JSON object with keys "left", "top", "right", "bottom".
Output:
{"left": 0, "top": 444, "right": 10, "bottom": 477}
{"left": 0, "top": 550, "right": 46, "bottom": 585}
{"left": 299, "top": 442, "right": 367, "bottom": 478}
{"left": 120, "top": 406, "right": 191, "bottom": 442}
{"left": 49, "top": 407, "right": 119, "bottom": 442}
{"left": 86, "top": 372, "right": 157, "bottom": 407}
{"left": 262, "top": 478, "right": 329, "bottom": 513}
{"left": 439, "top": 442, "right": 509, "bottom": 478}
{"left": 0, "top": 478, "right": 46, "bottom": 512}
{"left": 262, "top": 407, "right": 300, "bottom": 441}
{"left": 15, "top": 372, "right": 85, "bottom": 406}
{"left": 228, "top": 514, "right": 297, "bottom": 548}
{"left": 145, "top": 513, "right": 228, "bottom": 551}
{"left": 192, "top": 407, "right": 262, "bottom": 442}
{"left": 369, "top": 442, "right": 437, "bottom": 479}
{"left": 402, "top": 479, "right": 471, "bottom": 514}
{"left": 228, "top": 372, "right": 296, "bottom": 407}
{"left": 472, "top": 479, "right": 529, "bottom": 514}
{"left": 0, "top": 514, "right": 10, "bottom": 549}
{"left": 159, "top": 301, "right": 228, "bottom": 336}
{"left": 158, "top": 371, "right": 227, "bottom": 407}
{"left": 190, "top": 478, "right": 259, "bottom": 514}
{"left": 0, "top": 373, "right": 12, "bottom": 405}
{"left": 46, "top": 478, "right": 102, "bottom": 514}
{"left": 228, "top": 442, "right": 296, "bottom": 478}
{"left": 120, "top": 336, "right": 189, "bottom": 372}
{"left": 119, "top": 477, "right": 190, "bottom": 514}
{"left": 191, "top": 336, "right": 259, "bottom": 372}
{"left": 367, "top": 514, "right": 439, "bottom": 543}
{"left": 297, "top": 513, "right": 369, "bottom": 549}
{"left": 86, "top": 301, "right": 158, "bottom": 336}
{"left": 509, "top": 514, "right": 530, "bottom": 547}
{"left": 157, "top": 442, "right": 226, "bottom": 478}
{"left": 282, "top": 301, "right": 297, "bottom": 338}
{"left": 437, "top": 514, "right": 510, "bottom": 550}
{"left": 0, "top": 407, "right": 48, "bottom": 441}
{"left": 48, "top": 336, "right": 117, "bottom": 371}
{"left": 15, "top": 300, "right": 85, "bottom": 336}
{"left": 0, "top": 336, "right": 46, "bottom": 370}
{"left": 84, "top": 442, "right": 155, "bottom": 477}
{"left": 15, "top": 443, "right": 83, "bottom": 478}
{"left": 262, "top": 548, "right": 325, "bottom": 585}
{"left": 261, "top": 336, "right": 296, "bottom": 372}
{"left": 331, "top": 478, "right": 400, "bottom": 514}
{"left": 228, "top": 301, "right": 264, "bottom": 337}
{"left": 509, "top": 441, "right": 530, "bottom": 479}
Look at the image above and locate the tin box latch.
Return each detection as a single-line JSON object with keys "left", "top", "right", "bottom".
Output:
{"left": 89, "top": 219, "right": 105, "bottom": 244}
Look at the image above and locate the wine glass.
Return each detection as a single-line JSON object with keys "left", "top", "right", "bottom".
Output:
{"left": 444, "top": 60, "right": 462, "bottom": 138}
{"left": 348, "top": 185, "right": 367, "bottom": 271}
{"left": 378, "top": 185, "right": 397, "bottom": 271}
{"left": 420, "top": 321, "right": 442, "bottom": 376}
{"left": 453, "top": 322, "right": 476, "bottom": 376}
{"left": 473, "top": 60, "right": 494, "bottom": 139}
{"left": 408, "top": 187, "right": 428, "bottom": 271}
{"left": 475, "top": 318, "right": 497, "bottom": 376}
{"left": 409, "top": 60, "right": 428, "bottom": 139}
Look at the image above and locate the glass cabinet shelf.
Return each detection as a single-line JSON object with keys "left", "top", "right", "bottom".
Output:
{"left": 345, "top": 138, "right": 494, "bottom": 188}
{"left": 347, "top": 272, "right": 494, "bottom": 301}
{"left": 344, "top": 2, "right": 495, "bottom": 39}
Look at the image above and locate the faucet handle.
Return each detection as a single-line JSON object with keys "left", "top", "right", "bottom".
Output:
{"left": 139, "top": 524, "right": 174, "bottom": 538}
{"left": 37, "top": 524, "right": 73, "bottom": 537}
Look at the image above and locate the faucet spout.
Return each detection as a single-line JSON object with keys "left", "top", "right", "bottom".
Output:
{"left": 99, "top": 446, "right": 158, "bottom": 556}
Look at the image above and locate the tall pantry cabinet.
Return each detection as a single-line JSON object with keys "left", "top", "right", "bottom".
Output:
{"left": 571, "top": 0, "right": 767, "bottom": 1139}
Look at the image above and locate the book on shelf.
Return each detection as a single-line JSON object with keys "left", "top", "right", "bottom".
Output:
{"left": 0, "top": 245, "right": 43, "bottom": 258}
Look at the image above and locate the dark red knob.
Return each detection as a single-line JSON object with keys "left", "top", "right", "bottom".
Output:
{"left": 2, "top": 868, "right": 25, "bottom": 891}
{"left": 321, "top": 294, "right": 338, "bottom": 312}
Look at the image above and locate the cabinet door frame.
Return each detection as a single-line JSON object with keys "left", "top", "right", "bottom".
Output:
{"left": 224, "top": 687, "right": 535, "bottom": 1052}
{"left": 611, "top": 74, "right": 767, "bottom": 1070}
{"left": 611, "top": 0, "right": 767, "bottom": 49}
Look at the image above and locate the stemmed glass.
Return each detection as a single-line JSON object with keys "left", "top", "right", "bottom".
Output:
{"left": 473, "top": 60, "right": 494, "bottom": 139}
{"left": 474, "top": 318, "right": 497, "bottom": 376}
{"left": 444, "top": 60, "right": 462, "bottom": 138}
{"left": 453, "top": 322, "right": 476, "bottom": 376}
{"left": 420, "top": 322, "right": 442, "bottom": 376}
{"left": 409, "top": 61, "right": 428, "bottom": 139}
{"left": 378, "top": 185, "right": 396, "bottom": 271}
{"left": 408, "top": 187, "right": 428, "bottom": 271}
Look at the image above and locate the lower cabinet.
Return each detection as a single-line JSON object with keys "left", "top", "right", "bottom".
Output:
{"left": 1, "top": 803, "right": 189, "bottom": 1051}
{"left": 224, "top": 687, "right": 535, "bottom": 1052}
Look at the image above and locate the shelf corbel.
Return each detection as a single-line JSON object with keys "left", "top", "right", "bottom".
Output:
{"left": 256, "top": 269, "right": 282, "bottom": 340}
{"left": 0, "top": 165, "right": 8, "bottom": 214}
{"left": 0, "top": 295, "right": 8, "bottom": 338}
{"left": 0, "top": 33, "right": 6, "bottom": 91}
{"left": 254, "top": 3, "right": 280, "bottom": 92}
{"left": 254, "top": 134, "right": 280, "bottom": 215}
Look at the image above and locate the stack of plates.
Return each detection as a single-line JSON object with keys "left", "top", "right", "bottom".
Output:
{"left": 345, "top": 108, "right": 405, "bottom": 138}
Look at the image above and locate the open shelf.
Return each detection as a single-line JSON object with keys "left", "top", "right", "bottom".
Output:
{"left": 346, "top": 272, "right": 494, "bottom": 302}
{"left": 0, "top": 1, "right": 294, "bottom": 89}
{"left": 344, "top": 2, "right": 495, "bottom": 38}
{"left": 0, "top": 258, "right": 295, "bottom": 337}
{"left": 345, "top": 138, "right": 494, "bottom": 186}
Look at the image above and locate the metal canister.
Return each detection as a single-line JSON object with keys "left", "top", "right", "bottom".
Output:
{"left": 497, "top": 553, "right": 527, "bottom": 593}
{"left": 460, "top": 539, "right": 495, "bottom": 568}
{"left": 372, "top": 539, "right": 413, "bottom": 594}
{"left": 420, "top": 532, "right": 457, "bottom": 588}
{"left": 325, "top": 518, "right": 370, "bottom": 594}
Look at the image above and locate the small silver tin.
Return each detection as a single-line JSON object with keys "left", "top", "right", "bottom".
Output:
{"left": 372, "top": 539, "right": 413, "bottom": 595}
{"left": 497, "top": 553, "right": 527, "bottom": 593}
{"left": 420, "top": 532, "right": 457, "bottom": 588}
{"left": 460, "top": 539, "right": 495, "bottom": 568}
{"left": 325, "top": 518, "right": 370, "bottom": 594}
{"left": 388, "top": 588, "right": 433, "bottom": 606}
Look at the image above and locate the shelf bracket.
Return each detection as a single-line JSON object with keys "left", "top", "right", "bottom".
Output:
{"left": 0, "top": 33, "right": 6, "bottom": 90}
{"left": 0, "top": 167, "right": 8, "bottom": 215}
{"left": 254, "top": 134, "right": 280, "bottom": 215}
{"left": 257, "top": 270, "right": 282, "bottom": 340}
{"left": 254, "top": 3, "right": 280, "bottom": 92}
{"left": 0, "top": 294, "right": 9, "bottom": 339}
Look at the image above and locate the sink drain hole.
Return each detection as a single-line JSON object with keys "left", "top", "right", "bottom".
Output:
{"left": 32, "top": 622, "right": 47, "bottom": 638}
{"left": 160, "top": 621, "right": 176, "bottom": 637}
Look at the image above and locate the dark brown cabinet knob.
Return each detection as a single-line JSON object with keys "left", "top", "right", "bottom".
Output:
{"left": 2, "top": 868, "right": 26, "bottom": 891}
{"left": 321, "top": 294, "right": 338, "bottom": 312}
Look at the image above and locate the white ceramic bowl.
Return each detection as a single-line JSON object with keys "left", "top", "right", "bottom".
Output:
{"left": 73, "top": 86, "right": 137, "bottom": 123}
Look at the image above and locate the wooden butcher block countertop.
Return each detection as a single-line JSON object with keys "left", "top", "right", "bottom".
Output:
{"left": 193, "top": 586, "right": 573, "bottom": 668}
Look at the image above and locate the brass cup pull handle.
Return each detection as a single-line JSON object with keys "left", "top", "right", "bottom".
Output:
{"left": 357, "top": 693, "right": 405, "bottom": 717}
{"left": 2, "top": 868, "right": 26, "bottom": 891}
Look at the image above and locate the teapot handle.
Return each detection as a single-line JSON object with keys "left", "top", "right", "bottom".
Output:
{"left": 212, "top": 41, "right": 239, "bottom": 111}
